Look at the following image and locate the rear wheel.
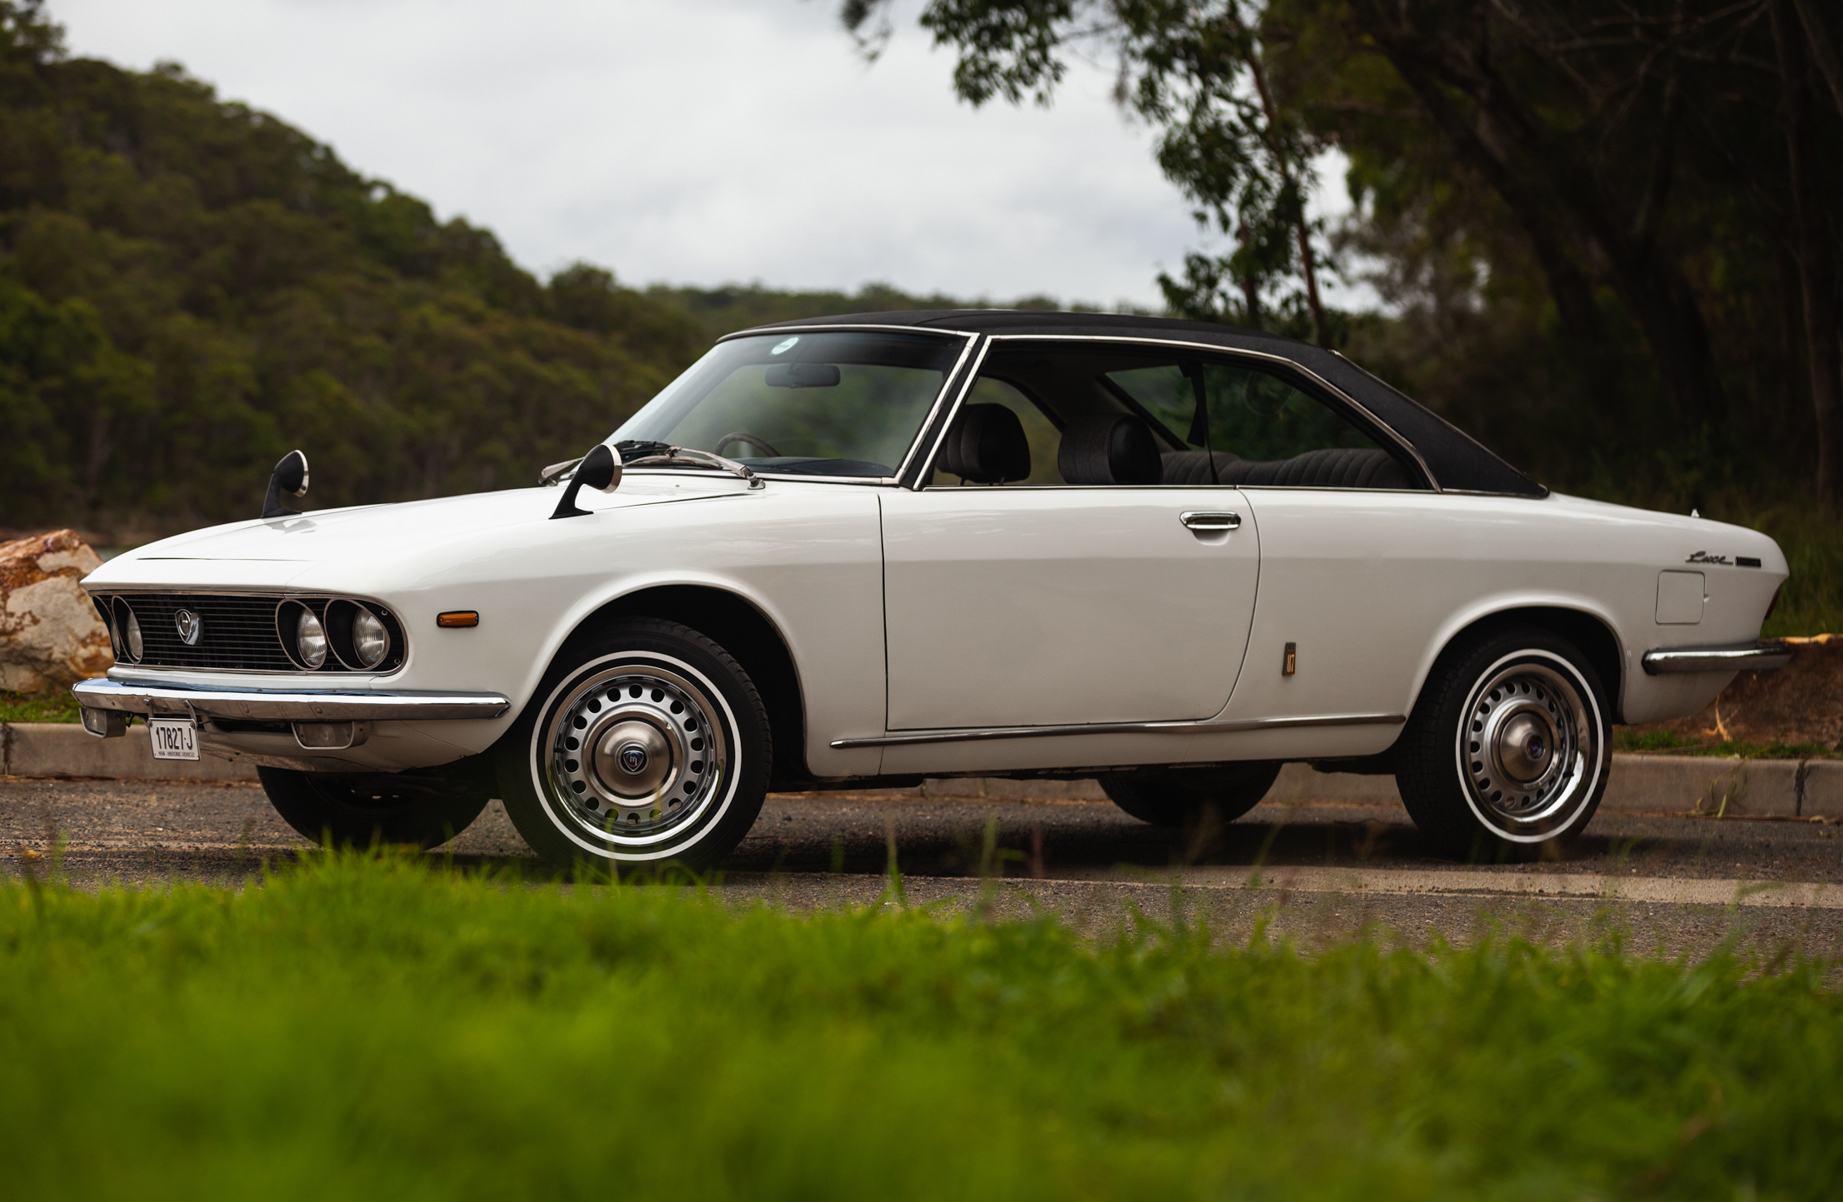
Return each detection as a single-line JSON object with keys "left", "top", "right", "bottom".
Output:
{"left": 1395, "top": 625, "right": 1610, "bottom": 860}
{"left": 493, "top": 618, "right": 770, "bottom": 873}
{"left": 258, "top": 757, "right": 496, "bottom": 849}
{"left": 1100, "top": 761, "right": 1282, "bottom": 828}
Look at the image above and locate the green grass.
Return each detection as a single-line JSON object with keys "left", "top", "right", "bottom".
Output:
{"left": 0, "top": 853, "right": 1836, "bottom": 1200}
{"left": 0, "top": 689, "right": 81, "bottom": 723}
{"left": 1613, "top": 727, "right": 1838, "bottom": 759}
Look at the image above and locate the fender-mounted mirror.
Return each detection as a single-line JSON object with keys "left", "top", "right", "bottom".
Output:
{"left": 551, "top": 443, "right": 621, "bottom": 519}
{"left": 262, "top": 449, "right": 310, "bottom": 519}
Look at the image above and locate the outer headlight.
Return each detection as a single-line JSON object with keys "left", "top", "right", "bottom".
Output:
{"left": 351, "top": 608, "right": 390, "bottom": 669}
{"left": 296, "top": 609, "right": 328, "bottom": 669}
{"left": 122, "top": 605, "right": 143, "bottom": 662}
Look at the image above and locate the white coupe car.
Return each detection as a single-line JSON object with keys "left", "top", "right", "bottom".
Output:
{"left": 74, "top": 312, "right": 1791, "bottom": 867}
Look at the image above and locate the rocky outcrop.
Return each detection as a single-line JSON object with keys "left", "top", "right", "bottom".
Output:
{"left": 0, "top": 530, "right": 113, "bottom": 693}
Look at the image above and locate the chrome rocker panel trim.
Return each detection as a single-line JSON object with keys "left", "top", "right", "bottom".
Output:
{"left": 830, "top": 712, "right": 1404, "bottom": 750}
{"left": 74, "top": 677, "right": 510, "bottom": 722}
{"left": 1640, "top": 641, "right": 1793, "bottom": 676}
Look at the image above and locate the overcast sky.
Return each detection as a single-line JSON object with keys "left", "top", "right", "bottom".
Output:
{"left": 50, "top": 0, "right": 1355, "bottom": 310}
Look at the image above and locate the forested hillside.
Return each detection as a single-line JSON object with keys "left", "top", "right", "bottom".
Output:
{"left": 5, "top": 0, "right": 1841, "bottom": 632}
{"left": 646, "top": 282, "right": 1085, "bottom": 340}
{"left": 0, "top": 1, "right": 712, "bottom": 532}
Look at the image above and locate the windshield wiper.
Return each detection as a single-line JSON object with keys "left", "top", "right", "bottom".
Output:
{"left": 618, "top": 441, "right": 764, "bottom": 490}
{"left": 538, "top": 456, "right": 583, "bottom": 486}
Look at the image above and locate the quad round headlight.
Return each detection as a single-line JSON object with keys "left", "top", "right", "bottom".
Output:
{"left": 295, "top": 608, "right": 328, "bottom": 669}
{"left": 351, "top": 607, "right": 390, "bottom": 669}
{"left": 111, "top": 598, "right": 143, "bottom": 663}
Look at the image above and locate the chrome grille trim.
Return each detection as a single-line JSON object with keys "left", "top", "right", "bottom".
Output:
{"left": 87, "top": 592, "right": 408, "bottom": 675}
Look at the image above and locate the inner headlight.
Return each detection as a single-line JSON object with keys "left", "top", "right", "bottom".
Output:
{"left": 351, "top": 608, "right": 389, "bottom": 668}
{"left": 296, "top": 609, "right": 328, "bottom": 669}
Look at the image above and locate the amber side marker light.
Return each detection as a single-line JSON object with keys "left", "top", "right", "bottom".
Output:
{"left": 437, "top": 611, "right": 480, "bottom": 628}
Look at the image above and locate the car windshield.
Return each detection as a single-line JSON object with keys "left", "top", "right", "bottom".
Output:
{"left": 611, "top": 331, "right": 965, "bottom": 478}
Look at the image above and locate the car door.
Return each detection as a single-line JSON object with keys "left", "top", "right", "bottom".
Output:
{"left": 1102, "top": 350, "right": 1442, "bottom": 730}
{"left": 879, "top": 366, "right": 1261, "bottom": 731}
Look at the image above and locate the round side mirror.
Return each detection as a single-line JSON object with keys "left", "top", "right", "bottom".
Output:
{"left": 550, "top": 443, "right": 621, "bottom": 519}
{"left": 577, "top": 443, "right": 621, "bottom": 493}
{"left": 262, "top": 449, "right": 311, "bottom": 519}
{"left": 275, "top": 449, "right": 310, "bottom": 497}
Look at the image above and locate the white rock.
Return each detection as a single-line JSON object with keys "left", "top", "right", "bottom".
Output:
{"left": 0, "top": 530, "right": 113, "bottom": 694}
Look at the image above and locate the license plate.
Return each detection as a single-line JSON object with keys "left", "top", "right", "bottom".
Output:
{"left": 149, "top": 717, "right": 200, "bottom": 761}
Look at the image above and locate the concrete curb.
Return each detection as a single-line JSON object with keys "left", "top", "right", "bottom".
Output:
{"left": 1, "top": 723, "right": 258, "bottom": 783}
{"left": 2, "top": 722, "right": 1836, "bottom": 818}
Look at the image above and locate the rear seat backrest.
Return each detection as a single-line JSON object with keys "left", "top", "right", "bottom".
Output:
{"left": 1058, "top": 415, "right": 1162, "bottom": 485}
{"left": 1159, "top": 447, "right": 1413, "bottom": 489}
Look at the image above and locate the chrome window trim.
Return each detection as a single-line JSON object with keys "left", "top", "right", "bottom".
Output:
{"left": 957, "top": 333, "right": 1442, "bottom": 492}
{"left": 694, "top": 325, "right": 981, "bottom": 486}
{"left": 830, "top": 711, "right": 1404, "bottom": 749}
{"left": 901, "top": 334, "right": 994, "bottom": 489}
{"left": 714, "top": 322, "right": 975, "bottom": 342}
{"left": 895, "top": 332, "right": 985, "bottom": 484}
{"left": 73, "top": 677, "right": 509, "bottom": 722}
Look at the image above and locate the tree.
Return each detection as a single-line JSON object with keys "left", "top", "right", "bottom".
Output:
{"left": 846, "top": 0, "right": 1843, "bottom": 502}
{"left": 844, "top": 0, "right": 1337, "bottom": 342}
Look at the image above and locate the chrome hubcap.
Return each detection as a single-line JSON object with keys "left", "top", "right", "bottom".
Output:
{"left": 1459, "top": 658, "right": 1596, "bottom": 832}
{"left": 594, "top": 720, "right": 671, "bottom": 798}
{"left": 544, "top": 664, "right": 728, "bottom": 840}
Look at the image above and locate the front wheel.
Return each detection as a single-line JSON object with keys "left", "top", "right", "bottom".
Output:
{"left": 1395, "top": 625, "right": 1610, "bottom": 860}
{"left": 493, "top": 618, "right": 771, "bottom": 873}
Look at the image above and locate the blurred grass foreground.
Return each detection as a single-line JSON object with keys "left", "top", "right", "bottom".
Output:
{"left": 0, "top": 853, "right": 1836, "bottom": 1200}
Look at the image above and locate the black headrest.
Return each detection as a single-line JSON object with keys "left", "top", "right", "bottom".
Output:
{"left": 939, "top": 404, "right": 1032, "bottom": 483}
{"left": 1058, "top": 414, "right": 1162, "bottom": 485}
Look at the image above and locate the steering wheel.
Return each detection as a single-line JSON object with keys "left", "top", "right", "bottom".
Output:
{"left": 713, "top": 431, "right": 781, "bottom": 459}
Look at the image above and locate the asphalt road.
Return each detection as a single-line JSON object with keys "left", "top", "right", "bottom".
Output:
{"left": 3, "top": 775, "right": 1840, "bottom": 959}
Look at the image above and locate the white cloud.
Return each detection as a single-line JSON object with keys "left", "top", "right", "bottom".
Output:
{"left": 50, "top": 0, "right": 1213, "bottom": 307}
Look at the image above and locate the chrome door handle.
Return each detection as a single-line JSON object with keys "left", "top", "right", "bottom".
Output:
{"left": 1180, "top": 511, "right": 1241, "bottom": 531}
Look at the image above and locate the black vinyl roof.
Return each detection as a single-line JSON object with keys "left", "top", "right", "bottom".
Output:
{"left": 742, "top": 310, "right": 1545, "bottom": 496}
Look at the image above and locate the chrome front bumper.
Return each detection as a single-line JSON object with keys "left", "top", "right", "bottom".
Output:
{"left": 1640, "top": 640, "right": 1794, "bottom": 675}
{"left": 72, "top": 677, "right": 511, "bottom": 722}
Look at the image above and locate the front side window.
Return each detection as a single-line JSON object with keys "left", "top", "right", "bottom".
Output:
{"left": 929, "top": 377, "right": 1064, "bottom": 486}
{"left": 613, "top": 331, "right": 965, "bottom": 478}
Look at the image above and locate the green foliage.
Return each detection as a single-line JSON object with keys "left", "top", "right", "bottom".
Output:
{"left": 1612, "top": 727, "right": 1838, "bottom": 760}
{"left": 0, "top": 1, "right": 705, "bottom": 532}
{"left": 647, "top": 280, "right": 1072, "bottom": 341}
{"left": 0, "top": 851, "right": 1838, "bottom": 1199}
{"left": 0, "top": 688, "right": 79, "bottom": 722}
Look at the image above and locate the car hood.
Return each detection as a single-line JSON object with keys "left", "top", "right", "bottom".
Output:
{"left": 89, "top": 478, "right": 751, "bottom": 585}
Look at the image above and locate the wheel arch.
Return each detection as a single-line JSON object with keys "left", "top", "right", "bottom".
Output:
{"left": 1414, "top": 605, "right": 1627, "bottom": 726}
{"left": 561, "top": 584, "right": 811, "bottom": 788}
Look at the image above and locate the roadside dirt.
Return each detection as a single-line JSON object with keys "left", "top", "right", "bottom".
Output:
{"left": 1625, "top": 635, "right": 1843, "bottom": 751}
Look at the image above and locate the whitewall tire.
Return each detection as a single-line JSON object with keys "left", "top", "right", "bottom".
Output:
{"left": 1396, "top": 626, "right": 1610, "bottom": 859}
{"left": 495, "top": 618, "right": 771, "bottom": 872}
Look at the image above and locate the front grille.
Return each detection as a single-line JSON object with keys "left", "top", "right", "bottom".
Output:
{"left": 94, "top": 593, "right": 407, "bottom": 674}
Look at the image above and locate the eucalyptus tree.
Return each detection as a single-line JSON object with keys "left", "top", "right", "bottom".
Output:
{"left": 842, "top": 0, "right": 1339, "bottom": 344}
{"left": 845, "top": 0, "right": 1843, "bottom": 503}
